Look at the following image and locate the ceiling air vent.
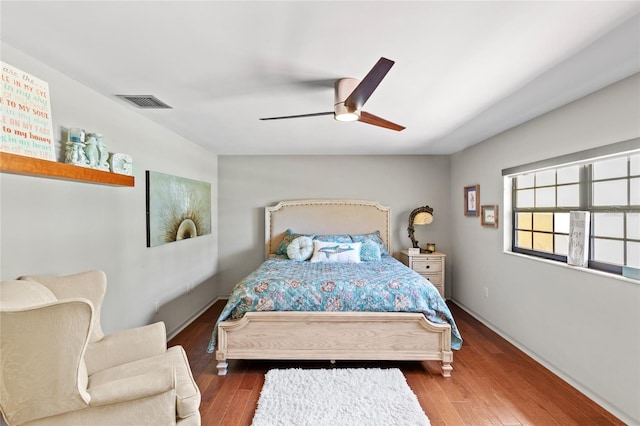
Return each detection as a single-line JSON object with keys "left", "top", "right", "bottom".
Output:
{"left": 116, "top": 95, "right": 172, "bottom": 109}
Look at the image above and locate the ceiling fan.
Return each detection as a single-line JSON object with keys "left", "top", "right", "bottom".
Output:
{"left": 259, "top": 57, "right": 405, "bottom": 131}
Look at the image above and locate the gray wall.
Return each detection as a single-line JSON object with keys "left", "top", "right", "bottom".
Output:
{"left": 217, "top": 155, "right": 451, "bottom": 295}
{"left": 2, "top": 40, "right": 638, "bottom": 425}
{"left": 0, "top": 44, "right": 219, "bottom": 338}
{"left": 449, "top": 73, "right": 640, "bottom": 424}
{"left": 202, "top": 75, "right": 640, "bottom": 424}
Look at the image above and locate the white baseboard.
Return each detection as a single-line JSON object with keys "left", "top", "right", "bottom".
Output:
{"left": 450, "top": 299, "right": 634, "bottom": 426}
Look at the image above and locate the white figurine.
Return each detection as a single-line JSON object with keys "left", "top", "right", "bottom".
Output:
{"left": 84, "top": 133, "right": 99, "bottom": 168}
{"left": 96, "top": 134, "right": 109, "bottom": 170}
{"left": 65, "top": 141, "right": 88, "bottom": 166}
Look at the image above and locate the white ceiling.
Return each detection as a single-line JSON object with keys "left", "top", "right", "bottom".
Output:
{"left": 1, "top": 1, "right": 639, "bottom": 155}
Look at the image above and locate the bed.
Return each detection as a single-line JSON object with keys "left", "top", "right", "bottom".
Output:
{"left": 209, "top": 199, "right": 462, "bottom": 377}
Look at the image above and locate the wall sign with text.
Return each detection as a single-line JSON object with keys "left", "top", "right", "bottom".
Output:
{"left": 1, "top": 62, "right": 56, "bottom": 160}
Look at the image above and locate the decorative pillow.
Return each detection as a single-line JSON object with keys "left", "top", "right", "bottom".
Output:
{"left": 350, "top": 231, "right": 390, "bottom": 256}
{"left": 287, "top": 236, "right": 314, "bottom": 261}
{"left": 313, "top": 234, "right": 352, "bottom": 244}
{"left": 276, "top": 229, "right": 314, "bottom": 255}
{"left": 309, "top": 240, "right": 362, "bottom": 263}
{"left": 360, "top": 239, "right": 382, "bottom": 262}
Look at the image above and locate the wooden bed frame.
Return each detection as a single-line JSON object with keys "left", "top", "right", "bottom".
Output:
{"left": 216, "top": 199, "right": 454, "bottom": 377}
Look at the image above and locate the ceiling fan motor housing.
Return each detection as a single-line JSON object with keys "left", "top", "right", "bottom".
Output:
{"left": 334, "top": 78, "right": 360, "bottom": 121}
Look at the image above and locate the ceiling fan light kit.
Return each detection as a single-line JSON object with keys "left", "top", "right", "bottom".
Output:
{"left": 260, "top": 57, "right": 405, "bottom": 131}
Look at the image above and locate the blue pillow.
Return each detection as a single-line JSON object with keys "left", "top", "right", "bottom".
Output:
{"left": 313, "top": 234, "right": 352, "bottom": 244}
{"left": 360, "top": 239, "right": 381, "bottom": 261}
{"left": 350, "top": 231, "right": 389, "bottom": 256}
{"left": 276, "top": 229, "right": 315, "bottom": 255}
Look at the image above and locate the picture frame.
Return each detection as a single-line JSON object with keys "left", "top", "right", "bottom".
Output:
{"left": 146, "top": 170, "right": 212, "bottom": 247}
{"left": 480, "top": 205, "right": 499, "bottom": 227}
{"left": 464, "top": 185, "right": 480, "bottom": 216}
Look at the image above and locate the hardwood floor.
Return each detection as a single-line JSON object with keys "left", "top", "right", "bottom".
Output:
{"left": 169, "top": 300, "right": 624, "bottom": 426}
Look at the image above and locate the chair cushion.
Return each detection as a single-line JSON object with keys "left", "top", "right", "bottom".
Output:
{"left": 88, "top": 345, "right": 200, "bottom": 419}
{"left": 0, "top": 280, "right": 57, "bottom": 309}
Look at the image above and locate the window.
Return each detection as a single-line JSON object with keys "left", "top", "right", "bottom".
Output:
{"left": 504, "top": 140, "right": 640, "bottom": 276}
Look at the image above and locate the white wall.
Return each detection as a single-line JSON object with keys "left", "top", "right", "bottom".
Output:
{"left": 0, "top": 44, "right": 219, "bottom": 338}
{"left": 217, "top": 155, "right": 451, "bottom": 295}
{"left": 449, "top": 73, "right": 640, "bottom": 424}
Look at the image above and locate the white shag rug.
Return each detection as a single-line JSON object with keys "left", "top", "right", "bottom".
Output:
{"left": 251, "top": 368, "right": 430, "bottom": 426}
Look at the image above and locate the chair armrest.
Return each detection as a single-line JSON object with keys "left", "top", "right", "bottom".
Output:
{"left": 84, "top": 322, "right": 167, "bottom": 374}
{"left": 88, "top": 367, "right": 175, "bottom": 407}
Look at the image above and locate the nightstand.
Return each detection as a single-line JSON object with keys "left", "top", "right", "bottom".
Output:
{"left": 400, "top": 250, "right": 446, "bottom": 299}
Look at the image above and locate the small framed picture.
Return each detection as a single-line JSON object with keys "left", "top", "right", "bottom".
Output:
{"left": 464, "top": 185, "right": 480, "bottom": 216}
{"left": 481, "top": 205, "right": 499, "bottom": 227}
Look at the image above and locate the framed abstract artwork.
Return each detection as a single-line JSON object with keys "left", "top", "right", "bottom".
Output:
{"left": 464, "top": 185, "right": 480, "bottom": 216}
{"left": 146, "top": 170, "right": 212, "bottom": 247}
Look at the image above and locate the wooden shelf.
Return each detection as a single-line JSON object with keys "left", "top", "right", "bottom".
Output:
{"left": 0, "top": 152, "right": 135, "bottom": 186}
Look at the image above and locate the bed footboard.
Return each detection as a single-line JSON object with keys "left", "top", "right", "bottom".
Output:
{"left": 216, "top": 311, "right": 453, "bottom": 377}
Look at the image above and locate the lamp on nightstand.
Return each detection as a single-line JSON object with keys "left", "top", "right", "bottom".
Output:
{"left": 408, "top": 205, "right": 434, "bottom": 253}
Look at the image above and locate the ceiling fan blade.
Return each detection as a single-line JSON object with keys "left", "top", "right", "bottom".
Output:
{"left": 358, "top": 111, "right": 405, "bottom": 131}
{"left": 344, "top": 57, "right": 395, "bottom": 110}
{"left": 260, "top": 111, "right": 333, "bottom": 121}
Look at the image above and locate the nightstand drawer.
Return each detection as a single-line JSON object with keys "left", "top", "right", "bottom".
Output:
{"left": 412, "top": 260, "right": 442, "bottom": 274}
{"left": 422, "top": 273, "right": 442, "bottom": 286}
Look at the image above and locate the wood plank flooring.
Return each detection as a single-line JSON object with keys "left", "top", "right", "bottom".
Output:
{"left": 169, "top": 300, "right": 624, "bottom": 425}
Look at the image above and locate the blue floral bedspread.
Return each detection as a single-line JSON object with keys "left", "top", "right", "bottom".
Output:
{"left": 207, "top": 256, "right": 463, "bottom": 352}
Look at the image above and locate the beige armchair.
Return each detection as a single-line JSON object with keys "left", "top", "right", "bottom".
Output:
{"left": 0, "top": 270, "right": 201, "bottom": 426}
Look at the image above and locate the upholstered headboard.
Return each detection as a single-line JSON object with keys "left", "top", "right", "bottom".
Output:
{"left": 265, "top": 199, "right": 391, "bottom": 258}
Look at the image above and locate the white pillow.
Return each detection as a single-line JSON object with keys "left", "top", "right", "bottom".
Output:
{"left": 309, "top": 240, "right": 362, "bottom": 263}
{"left": 287, "top": 236, "right": 314, "bottom": 261}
